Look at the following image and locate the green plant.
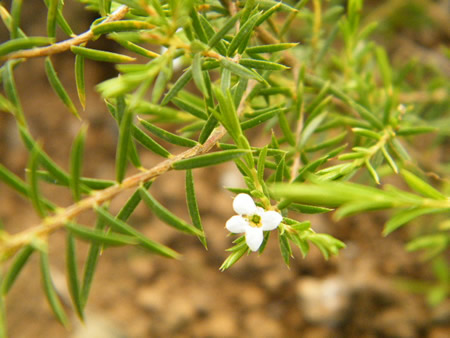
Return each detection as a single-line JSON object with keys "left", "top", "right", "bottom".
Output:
{"left": 0, "top": 0, "right": 448, "bottom": 334}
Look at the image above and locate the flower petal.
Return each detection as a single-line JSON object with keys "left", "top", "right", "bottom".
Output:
{"left": 261, "top": 210, "right": 282, "bottom": 231}
{"left": 233, "top": 193, "right": 257, "bottom": 215}
{"left": 245, "top": 226, "right": 264, "bottom": 252}
{"left": 226, "top": 215, "right": 247, "bottom": 233}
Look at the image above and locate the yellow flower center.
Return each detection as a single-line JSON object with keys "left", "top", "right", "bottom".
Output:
{"left": 246, "top": 214, "right": 262, "bottom": 228}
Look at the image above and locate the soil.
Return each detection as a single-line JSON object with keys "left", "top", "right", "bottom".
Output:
{"left": 0, "top": 2, "right": 449, "bottom": 338}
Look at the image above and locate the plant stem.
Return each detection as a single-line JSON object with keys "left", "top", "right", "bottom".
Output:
{"left": 1, "top": 6, "right": 129, "bottom": 61}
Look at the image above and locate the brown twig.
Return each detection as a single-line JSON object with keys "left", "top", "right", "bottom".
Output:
{"left": 0, "top": 80, "right": 258, "bottom": 261}
{"left": 0, "top": 127, "right": 224, "bottom": 259}
{"left": 1, "top": 5, "right": 129, "bottom": 61}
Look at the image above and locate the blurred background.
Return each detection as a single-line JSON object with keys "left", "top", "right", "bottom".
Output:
{"left": 0, "top": 1, "right": 448, "bottom": 337}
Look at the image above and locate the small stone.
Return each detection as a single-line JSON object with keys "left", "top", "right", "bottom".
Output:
{"left": 137, "top": 286, "right": 165, "bottom": 311}
{"left": 244, "top": 310, "right": 283, "bottom": 337}
{"left": 296, "top": 275, "right": 350, "bottom": 325}
{"left": 195, "top": 311, "right": 238, "bottom": 337}
{"left": 428, "top": 327, "right": 450, "bottom": 338}
{"left": 431, "top": 300, "right": 450, "bottom": 325}
{"left": 262, "top": 267, "right": 291, "bottom": 292}
{"left": 128, "top": 256, "right": 157, "bottom": 280}
{"left": 164, "top": 297, "right": 196, "bottom": 331}
{"left": 240, "top": 285, "right": 267, "bottom": 308}
{"left": 373, "top": 307, "right": 418, "bottom": 338}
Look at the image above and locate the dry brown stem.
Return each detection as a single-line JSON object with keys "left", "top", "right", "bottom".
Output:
{"left": 1, "top": 5, "right": 129, "bottom": 61}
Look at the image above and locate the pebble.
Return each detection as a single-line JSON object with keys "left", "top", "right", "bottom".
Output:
{"left": 296, "top": 275, "right": 351, "bottom": 325}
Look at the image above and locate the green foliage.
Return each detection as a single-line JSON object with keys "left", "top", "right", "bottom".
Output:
{"left": 0, "top": 0, "right": 448, "bottom": 330}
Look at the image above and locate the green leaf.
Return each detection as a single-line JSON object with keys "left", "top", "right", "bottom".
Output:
{"left": 287, "top": 232, "right": 310, "bottom": 258}
{"left": 305, "top": 131, "right": 347, "bottom": 153}
{"left": 198, "top": 114, "right": 218, "bottom": 144}
{"left": 185, "top": 170, "right": 207, "bottom": 248}
{"left": 227, "top": 11, "right": 261, "bottom": 56}
{"left": 189, "top": 9, "right": 208, "bottom": 43}
{"left": 80, "top": 213, "right": 106, "bottom": 308}
{"left": 241, "top": 109, "right": 279, "bottom": 130}
{"left": 99, "top": 0, "right": 112, "bottom": 16}
{"left": 70, "top": 125, "right": 87, "bottom": 202}
{"left": 10, "top": 0, "right": 23, "bottom": 39}
{"left": 283, "top": 218, "right": 311, "bottom": 232}
{"left": 375, "top": 46, "right": 392, "bottom": 89}
{"left": 208, "top": 12, "right": 242, "bottom": 49}
{"left": 197, "top": 14, "right": 227, "bottom": 55}
{"left": 152, "top": 56, "right": 173, "bottom": 104}
{"left": 139, "top": 188, "right": 203, "bottom": 236}
{"left": 65, "top": 222, "right": 137, "bottom": 246}
{"left": 336, "top": 200, "right": 393, "bottom": 218}
{"left": 161, "top": 69, "right": 192, "bottom": 105}
{"left": 338, "top": 152, "right": 366, "bottom": 160}
{"left": 406, "top": 234, "right": 448, "bottom": 254}
{"left": 220, "top": 242, "right": 248, "bottom": 271}
{"left": 46, "top": 0, "right": 57, "bottom": 38}
{"left": 132, "top": 126, "right": 172, "bottom": 158}
{"left": 305, "top": 74, "right": 383, "bottom": 129}
{"left": 257, "top": 145, "right": 268, "bottom": 185}
{"left": 352, "top": 127, "right": 381, "bottom": 140}
{"left": 172, "top": 150, "right": 249, "bottom": 170}
{"left": 0, "top": 93, "right": 16, "bottom": 114}
{"left": 288, "top": 203, "right": 333, "bottom": 214}
{"left": 172, "top": 97, "right": 208, "bottom": 120}
{"left": 383, "top": 208, "right": 445, "bottom": 236}
{"left": 381, "top": 146, "right": 398, "bottom": 174}
{"left": 0, "top": 37, "right": 52, "bottom": 57}
{"left": 246, "top": 43, "right": 298, "bottom": 54}
{"left": 0, "top": 3, "right": 26, "bottom": 38}
{"left": 70, "top": 46, "right": 135, "bottom": 63}
{"left": 279, "top": 233, "right": 292, "bottom": 266}
{"left": 139, "top": 118, "right": 197, "bottom": 147}
{"left": 213, "top": 86, "right": 242, "bottom": 140}
{"left": 272, "top": 181, "right": 392, "bottom": 208}
{"left": 299, "top": 112, "right": 328, "bottom": 148}
{"left": 45, "top": 57, "right": 79, "bottom": 119}
{"left": 220, "top": 58, "right": 265, "bottom": 82}
{"left": 0, "top": 288, "right": 6, "bottom": 338}
{"left": 274, "top": 155, "right": 286, "bottom": 182}
{"left": 75, "top": 54, "right": 86, "bottom": 110}
{"left": 365, "top": 159, "right": 380, "bottom": 185}
{"left": 34, "top": 170, "right": 114, "bottom": 190}
{"left": 43, "top": 0, "right": 73, "bottom": 36}
{"left": 278, "top": 110, "right": 296, "bottom": 146}
{"left": 96, "top": 207, "right": 180, "bottom": 259}
{"left": 396, "top": 126, "right": 437, "bottom": 136}
{"left": 27, "top": 144, "right": 47, "bottom": 218}
{"left": 192, "top": 53, "right": 208, "bottom": 97}
{"left": 0, "top": 163, "right": 28, "bottom": 197}
{"left": 92, "top": 21, "right": 154, "bottom": 35}
{"left": 66, "top": 233, "right": 83, "bottom": 320}
{"left": 239, "top": 58, "right": 289, "bottom": 71}
{"left": 1, "top": 245, "right": 34, "bottom": 295}
{"left": 116, "top": 105, "right": 133, "bottom": 182}
{"left": 307, "top": 233, "right": 345, "bottom": 259}
{"left": 3, "top": 61, "right": 26, "bottom": 126}
{"left": 390, "top": 138, "right": 411, "bottom": 162}
{"left": 401, "top": 170, "right": 446, "bottom": 200}
{"left": 108, "top": 33, "right": 159, "bottom": 58}
{"left": 117, "top": 181, "right": 152, "bottom": 222}
{"left": 255, "top": 0, "right": 294, "bottom": 13}
{"left": 40, "top": 250, "right": 69, "bottom": 327}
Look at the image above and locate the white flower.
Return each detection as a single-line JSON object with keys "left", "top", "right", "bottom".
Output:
{"left": 226, "top": 193, "right": 283, "bottom": 252}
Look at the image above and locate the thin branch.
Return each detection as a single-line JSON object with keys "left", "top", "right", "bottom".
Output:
{"left": 1, "top": 5, "right": 129, "bottom": 61}
{"left": 0, "top": 127, "right": 224, "bottom": 259}
{"left": 0, "top": 81, "right": 257, "bottom": 261}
